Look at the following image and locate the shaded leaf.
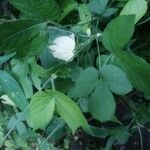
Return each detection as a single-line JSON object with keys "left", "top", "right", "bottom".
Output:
{"left": 9, "top": 0, "right": 61, "bottom": 20}
{"left": 74, "top": 67, "right": 99, "bottom": 97}
{"left": 89, "top": 81, "right": 116, "bottom": 122}
{"left": 0, "top": 20, "right": 48, "bottom": 57}
{"left": 101, "top": 64, "right": 133, "bottom": 95}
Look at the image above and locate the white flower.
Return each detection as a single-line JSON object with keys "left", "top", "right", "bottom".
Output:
{"left": 48, "top": 33, "right": 75, "bottom": 61}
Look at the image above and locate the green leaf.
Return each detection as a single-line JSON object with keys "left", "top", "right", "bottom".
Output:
{"left": 89, "top": 126, "right": 108, "bottom": 138}
{"left": 46, "top": 118, "right": 65, "bottom": 141}
{"left": 28, "top": 91, "right": 55, "bottom": 130}
{"left": 0, "top": 70, "right": 28, "bottom": 111}
{"left": 54, "top": 90, "right": 90, "bottom": 133}
{"left": 88, "top": 0, "right": 108, "bottom": 14}
{"left": 101, "top": 64, "right": 133, "bottom": 95}
{"left": 79, "top": 98, "right": 89, "bottom": 113}
{"left": 74, "top": 67, "right": 99, "bottom": 97}
{"left": 120, "top": 0, "right": 148, "bottom": 23}
{"left": 58, "top": 0, "right": 78, "bottom": 21}
{"left": 9, "top": 0, "right": 61, "bottom": 21}
{"left": 103, "top": 8, "right": 117, "bottom": 17}
{"left": 30, "top": 60, "right": 46, "bottom": 90}
{"left": 108, "top": 126, "right": 129, "bottom": 143}
{"left": 75, "top": 4, "right": 92, "bottom": 33}
{"left": 115, "top": 51, "right": 150, "bottom": 98}
{"left": 8, "top": 114, "right": 27, "bottom": 136}
{"left": 79, "top": 4, "right": 92, "bottom": 23}
{"left": 89, "top": 81, "right": 116, "bottom": 122}
{"left": 102, "top": 15, "right": 135, "bottom": 52}
{"left": 0, "top": 20, "right": 48, "bottom": 56}
{"left": 11, "top": 59, "right": 33, "bottom": 99}
{"left": 0, "top": 53, "right": 15, "bottom": 65}
{"left": 28, "top": 90, "right": 91, "bottom": 134}
{"left": 27, "top": 32, "right": 49, "bottom": 56}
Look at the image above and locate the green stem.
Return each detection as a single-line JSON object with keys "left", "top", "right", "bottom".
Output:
{"left": 51, "top": 74, "right": 57, "bottom": 91}
{"left": 51, "top": 78, "right": 55, "bottom": 91}
{"left": 96, "top": 38, "right": 102, "bottom": 70}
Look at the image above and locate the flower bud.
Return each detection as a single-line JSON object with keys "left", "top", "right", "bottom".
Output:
{"left": 86, "top": 28, "right": 91, "bottom": 36}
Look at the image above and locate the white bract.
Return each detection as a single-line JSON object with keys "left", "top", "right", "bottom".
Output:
{"left": 48, "top": 34, "right": 75, "bottom": 61}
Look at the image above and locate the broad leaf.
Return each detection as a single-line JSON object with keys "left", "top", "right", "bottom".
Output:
{"left": 54, "top": 90, "right": 91, "bottom": 133}
{"left": 102, "top": 15, "right": 135, "bottom": 52}
{"left": 0, "top": 20, "right": 48, "bottom": 57}
{"left": 89, "top": 81, "right": 116, "bottom": 122}
{"left": 28, "top": 90, "right": 91, "bottom": 133}
{"left": 74, "top": 67, "right": 99, "bottom": 97}
{"left": 28, "top": 91, "right": 55, "bottom": 130}
{"left": 9, "top": 0, "right": 61, "bottom": 21}
{"left": 0, "top": 70, "right": 28, "bottom": 110}
{"left": 120, "top": 0, "right": 148, "bottom": 23}
{"left": 101, "top": 64, "right": 133, "bottom": 95}
{"left": 115, "top": 51, "right": 150, "bottom": 98}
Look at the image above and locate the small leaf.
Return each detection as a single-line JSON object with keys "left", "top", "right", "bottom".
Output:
{"left": 102, "top": 15, "right": 135, "bottom": 52}
{"left": 28, "top": 91, "right": 55, "bottom": 130}
{"left": 74, "top": 67, "right": 99, "bottom": 97}
{"left": 120, "top": 0, "right": 148, "bottom": 23}
{"left": 101, "top": 64, "right": 133, "bottom": 95}
{"left": 0, "top": 70, "right": 28, "bottom": 111}
{"left": 89, "top": 81, "right": 116, "bottom": 122}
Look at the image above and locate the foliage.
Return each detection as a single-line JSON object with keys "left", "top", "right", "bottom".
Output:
{"left": 0, "top": 0, "right": 150, "bottom": 149}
